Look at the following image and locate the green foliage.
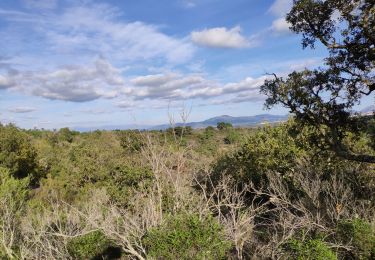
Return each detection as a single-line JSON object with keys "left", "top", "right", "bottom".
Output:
{"left": 143, "top": 214, "right": 231, "bottom": 259}
{"left": 67, "top": 230, "right": 120, "bottom": 259}
{"left": 261, "top": 0, "right": 375, "bottom": 163}
{"left": 105, "top": 164, "right": 153, "bottom": 206}
{"left": 217, "top": 122, "right": 233, "bottom": 130}
{"left": 200, "top": 126, "right": 215, "bottom": 141}
{"left": 365, "top": 118, "right": 375, "bottom": 150}
{"left": 0, "top": 125, "right": 40, "bottom": 184}
{"left": 0, "top": 167, "right": 29, "bottom": 258}
{"left": 337, "top": 218, "right": 375, "bottom": 259}
{"left": 0, "top": 118, "right": 373, "bottom": 259}
{"left": 196, "top": 127, "right": 217, "bottom": 154}
{"left": 118, "top": 130, "right": 144, "bottom": 152}
{"left": 33, "top": 130, "right": 153, "bottom": 205}
{"left": 58, "top": 127, "right": 78, "bottom": 143}
{"left": 223, "top": 129, "right": 241, "bottom": 144}
{"left": 167, "top": 126, "right": 193, "bottom": 137}
{"left": 212, "top": 123, "right": 303, "bottom": 187}
{"left": 0, "top": 167, "right": 29, "bottom": 209}
{"left": 284, "top": 238, "right": 337, "bottom": 260}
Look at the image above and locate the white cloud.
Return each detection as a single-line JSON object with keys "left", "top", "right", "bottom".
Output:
{"left": 131, "top": 73, "right": 206, "bottom": 100}
{"left": 191, "top": 26, "right": 253, "bottom": 48}
{"left": 0, "top": 74, "right": 16, "bottom": 89}
{"left": 271, "top": 17, "right": 291, "bottom": 34}
{"left": 268, "top": 0, "right": 293, "bottom": 17}
{"left": 131, "top": 74, "right": 177, "bottom": 87}
{"left": 122, "top": 72, "right": 273, "bottom": 106}
{"left": 1, "top": 58, "right": 124, "bottom": 102}
{"left": 8, "top": 107, "right": 37, "bottom": 113}
{"left": 180, "top": 76, "right": 270, "bottom": 100}
{"left": 268, "top": 0, "right": 293, "bottom": 34}
{"left": 79, "top": 108, "right": 113, "bottom": 115}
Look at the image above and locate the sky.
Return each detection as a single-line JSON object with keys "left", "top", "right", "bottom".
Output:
{"left": 0, "top": 0, "right": 373, "bottom": 129}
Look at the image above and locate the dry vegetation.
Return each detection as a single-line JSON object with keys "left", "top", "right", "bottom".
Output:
{"left": 0, "top": 114, "right": 374, "bottom": 259}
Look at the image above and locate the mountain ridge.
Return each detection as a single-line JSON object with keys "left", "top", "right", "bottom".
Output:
{"left": 73, "top": 114, "right": 289, "bottom": 132}
{"left": 149, "top": 114, "right": 288, "bottom": 130}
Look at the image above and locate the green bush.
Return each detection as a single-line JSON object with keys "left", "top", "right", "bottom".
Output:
{"left": 212, "top": 123, "right": 303, "bottom": 188}
{"left": 118, "top": 130, "right": 144, "bottom": 152}
{"left": 0, "top": 167, "right": 29, "bottom": 208}
{"left": 223, "top": 129, "right": 241, "bottom": 144}
{"left": 337, "top": 218, "right": 375, "bottom": 259}
{"left": 143, "top": 214, "right": 231, "bottom": 259}
{"left": 0, "top": 125, "right": 40, "bottom": 184}
{"left": 166, "top": 126, "right": 193, "bottom": 137}
{"left": 199, "top": 127, "right": 215, "bottom": 142}
{"left": 0, "top": 167, "right": 29, "bottom": 259}
{"left": 217, "top": 122, "right": 232, "bottom": 130}
{"left": 106, "top": 165, "right": 153, "bottom": 206}
{"left": 58, "top": 127, "right": 78, "bottom": 143}
{"left": 67, "top": 230, "right": 121, "bottom": 259}
{"left": 284, "top": 238, "right": 337, "bottom": 260}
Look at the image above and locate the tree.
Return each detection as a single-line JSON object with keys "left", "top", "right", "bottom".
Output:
{"left": 166, "top": 126, "right": 193, "bottom": 137}
{"left": 143, "top": 214, "right": 230, "bottom": 259}
{"left": 260, "top": 0, "right": 375, "bottom": 163}
{"left": 217, "top": 122, "right": 233, "bottom": 130}
{"left": 0, "top": 125, "right": 41, "bottom": 184}
{"left": 58, "top": 127, "right": 77, "bottom": 143}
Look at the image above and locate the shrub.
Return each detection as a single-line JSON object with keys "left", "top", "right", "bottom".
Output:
{"left": 217, "top": 122, "right": 232, "bottom": 130}
{"left": 118, "top": 130, "right": 144, "bottom": 152}
{"left": 143, "top": 214, "right": 231, "bottom": 259}
{"left": 67, "top": 230, "right": 121, "bottom": 259}
{"left": 0, "top": 167, "right": 29, "bottom": 209}
{"left": 337, "top": 218, "right": 375, "bottom": 259}
{"left": 58, "top": 127, "right": 78, "bottom": 143}
{"left": 212, "top": 123, "right": 303, "bottom": 188}
{"left": 166, "top": 126, "right": 193, "bottom": 137}
{"left": 0, "top": 125, "right": 40, "bottom": 184}
{"left": 106, "top": 165, "right": 153, "bottom": 206}
{"left": 284, "top": 238, "right": 337, "bottom": 260}
{"left": 0, "top": 167, "right": 29, "bottom": 259}
{"left": 223, "top": 129, "right": 241, "bottom": 144}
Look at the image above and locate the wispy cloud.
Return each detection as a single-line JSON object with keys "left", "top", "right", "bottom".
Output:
{"left": 0, "top": 3, "right": 195, "bottom": 64}
{"left": 22, "top": 0, "right": 58, "bottom": 10}
{"left": 8, "top": 106, "right": 37, "bottom": 113}
{"left": 271, "top": 18, "right": 291, "bottom": 34}
{"left": 268, "top": 0, "right": 293, "bottom": 17}
{"left": 181, "top": 0, "right": 196, "bottom": 8}
{"left": 191, "top": 26, "right": 257, "bottom": 49}
{"left": 268, "top": 0, "right": 293, "bottom": 34}
{"left": 49, "top": 4, "right": 194, "bottom": 64}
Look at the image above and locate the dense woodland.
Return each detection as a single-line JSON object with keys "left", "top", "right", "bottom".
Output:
{"left": 1, "top": 0, "right": 375, "bottom": 259}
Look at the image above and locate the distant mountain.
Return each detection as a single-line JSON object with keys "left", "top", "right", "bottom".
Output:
{"left": 72, "top": 114, "right": 289, "bottom": 132}
{"left": 150, "top": 114, "right": 289, "bottom": 130}
{"left": 73, "top": 124, "right": 150, "bottom": 132}
{"left": 71, "top": 106, "right": 374, "bottom": 131}
{"left": 360, "top": 105, "right": 375, "bottom": 115}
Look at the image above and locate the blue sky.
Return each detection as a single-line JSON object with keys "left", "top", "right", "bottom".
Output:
{"left": 0, "top": 0, "right": 372, "bottom": 129}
